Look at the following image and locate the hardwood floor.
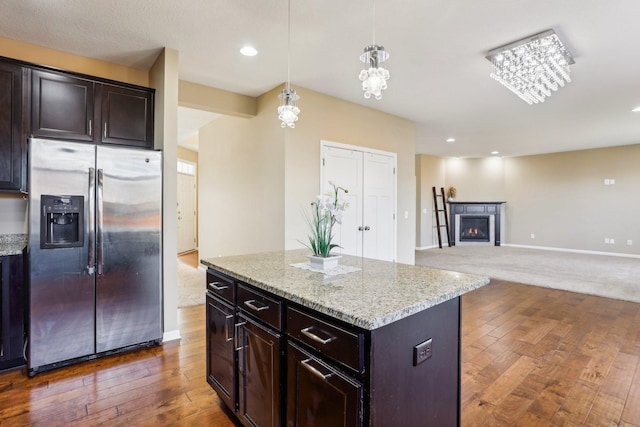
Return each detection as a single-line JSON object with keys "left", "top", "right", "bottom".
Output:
{"left": 1, "top": 279, "right": 639, "bottom": 426}
{"left": 178, "top": 250, "right": 199, "bottom": 269}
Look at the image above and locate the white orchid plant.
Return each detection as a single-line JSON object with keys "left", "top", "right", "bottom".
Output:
{"left": 305, "top": 182, "right": 349, "bottom": 257}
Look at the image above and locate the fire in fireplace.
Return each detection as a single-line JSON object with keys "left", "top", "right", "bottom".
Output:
{"left": 459, "top": 216, "right": 490, "bottom": 242}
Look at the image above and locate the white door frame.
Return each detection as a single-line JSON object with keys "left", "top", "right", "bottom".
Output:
{"left": 320, "top": 140, "right": 397, "bottom": 261}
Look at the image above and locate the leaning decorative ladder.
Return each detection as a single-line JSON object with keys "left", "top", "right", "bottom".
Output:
{"left": 432, "top": 186, "right": 452, "bottom": 248}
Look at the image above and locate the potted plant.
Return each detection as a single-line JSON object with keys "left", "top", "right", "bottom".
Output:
{"left": 304, "top": 182, "right": 349, "bottom": 270}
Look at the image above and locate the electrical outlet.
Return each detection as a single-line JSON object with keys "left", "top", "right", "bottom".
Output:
{"left": 611, "top": 238, "right": 615, "bottom": 244}
{"left": 628, "top": 240, "right": 633, "bottom": 246}
{"left": 413, "top": 338, "right": 433, "bottom": 366}
{"left": 605, "top": 238, "right": 610, "bottom": 244}
{"left": 604, "top": 179, "right": 610, "bottom": 185}
{"left": 610, "top": 179, "right": 616, "bottom": 185}
{"left": 530, "top": 233, "right": 535, "bottom": 239}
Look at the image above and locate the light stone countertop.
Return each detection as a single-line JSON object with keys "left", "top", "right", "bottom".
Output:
{"left": 201, "top": 249, "right": 490, "bottom": 330}
{"left": 0, "top": 234, "right": 27, "bottom": 256}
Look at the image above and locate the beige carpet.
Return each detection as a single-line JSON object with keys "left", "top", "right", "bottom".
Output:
{"left": 415, "top": 246, "right": 640, "bottom": 303}
{"left": 177, "top": 259, "right": 206, "bottom": 308}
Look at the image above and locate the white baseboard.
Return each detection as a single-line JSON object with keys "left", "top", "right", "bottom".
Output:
{"left": 503, "top": 244, "right": 640, "bottom": 259}
{"left": 416, "top": 245, "right": 445, "bottom": 250}
{"left": 163, "top": 329, "right": 182, "bottom": 343}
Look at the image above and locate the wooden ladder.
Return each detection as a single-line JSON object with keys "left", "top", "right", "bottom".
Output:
{"left": 432, "top": 187, "right": 452, "bottom": 248}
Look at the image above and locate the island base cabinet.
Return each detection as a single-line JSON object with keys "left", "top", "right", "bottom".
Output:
{"left": 238, "top": 314, "right": 282, "bottom": 427}
{"left": 206, "top": 293, "right": 237, "bottom": 412}
{"left": 286, "top": 342, "right": 363, "bottom": 427}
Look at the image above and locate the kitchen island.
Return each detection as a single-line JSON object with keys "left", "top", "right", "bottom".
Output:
{"left": 202, "top": 250, "right": 489, "bottom": 427}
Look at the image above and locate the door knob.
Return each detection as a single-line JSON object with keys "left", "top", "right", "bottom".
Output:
{"left": 364, "top": 226, "right": 371, "bottom": 231}
{"left": 358, "top": 226, "right": 364, "bottom": 231}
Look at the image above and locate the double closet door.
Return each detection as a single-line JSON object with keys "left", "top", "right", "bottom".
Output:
{"left": 321, "top": 142, "right": 396, "bottom": 262}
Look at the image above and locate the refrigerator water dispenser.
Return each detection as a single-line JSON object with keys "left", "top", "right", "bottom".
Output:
{"left": 40, "top": 195, "right": 84, "bottom": 249}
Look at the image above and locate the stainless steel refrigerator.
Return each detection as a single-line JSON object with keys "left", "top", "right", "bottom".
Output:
{"left": 27, "top": 138, "right": 163, "bottom": 375}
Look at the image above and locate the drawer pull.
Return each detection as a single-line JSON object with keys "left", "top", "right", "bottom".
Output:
{"left": 301, "top": 327, "right": 336, "bottom": 345}
{"left": 244, "top": 300, "right": 269, "bottom": 312}
{"left": 301, "top": 358, "right": 333, "bottom": 380}
{"left": 235, "top": 321, "right": 247, "bottom": 351}
{"left": 209, "top": 281, "right": 228, "bottom": 291}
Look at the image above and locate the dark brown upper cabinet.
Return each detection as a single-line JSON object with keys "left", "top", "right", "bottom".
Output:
{"left": 0, "top": 61, "right": 27, "bottom": 192}
{"left": 101, "top": 84, "right": 153, "bottom": 148}
{"left": 31, "top": 69, "right": 96, "bottom": 142}
{"left": 31, "top": 69, "right": 154, "bottom": 149}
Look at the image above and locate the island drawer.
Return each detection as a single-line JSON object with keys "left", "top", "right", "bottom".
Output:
{"left": 237, "top": 284, "right": 282, "bottom": 330}
{"left": 286, "top": 306, "right": 364, "bottom": 373}
{"left": 206, "top": 269, "right": 236, "bottom": 304}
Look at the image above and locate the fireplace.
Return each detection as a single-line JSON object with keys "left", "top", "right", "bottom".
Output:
{"left": 459, "top": 216, "right": 490, "bottom": 242}
{"left": 449, "top": 202, "right": 505, "bottom": 246}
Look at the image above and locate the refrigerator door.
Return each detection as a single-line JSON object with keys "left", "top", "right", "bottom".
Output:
{"left": 28, "top": 138, "right": 96, "bottom": 369}
{"left": 95, "top": 145, "right": 162, "bottom": 352}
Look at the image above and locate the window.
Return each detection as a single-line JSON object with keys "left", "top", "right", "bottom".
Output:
{"left": 177, "top": 159, "right": 196, "bottom": 176}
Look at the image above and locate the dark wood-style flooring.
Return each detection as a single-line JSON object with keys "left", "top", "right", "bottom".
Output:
{"left": 1, "top": 279, "right": 639, "bottom": 426}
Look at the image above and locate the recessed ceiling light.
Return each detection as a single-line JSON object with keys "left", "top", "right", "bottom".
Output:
{"left": 632, "top": 106, "right": 640, "bottom": 112}
{"left": 491, "top": 151, "right": 499, "bottom": 155}
{"left": 446, "top": 138, "right": 455, "bottom": 143}
{"left": 240, "top": 46, "right": 258, "bottom": 57}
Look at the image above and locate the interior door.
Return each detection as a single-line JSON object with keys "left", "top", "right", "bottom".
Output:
{"left": 321, "top": 142, "right": 396, "bottom": 262}
{"left": 177, "top": 171, "right": 196, "bottom": 253}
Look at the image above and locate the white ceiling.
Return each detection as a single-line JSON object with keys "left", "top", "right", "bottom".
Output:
{"left": 3, "top": 0, "right": 640, "bottom": 158}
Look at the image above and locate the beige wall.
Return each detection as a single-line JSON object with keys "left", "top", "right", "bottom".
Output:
{"left": 0, "top": 36, "right": 148, "bottom": 86}
{"left": 198, "top": 84, "right": 416, "bottom": 264}
{"left": 416, "top": 144, "right": 640, "bottom": 256}
{"left": 150, "top": 47, "right": 180, "bottom": 339}
{"left": 415, "top": 155, "right": 446, "bottom": 248}
{"left": 198, "top": 88, "right": 285, "bottom": 258}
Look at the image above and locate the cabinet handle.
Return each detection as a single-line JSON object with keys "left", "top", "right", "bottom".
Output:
{"left": 235, "top": 321, "right": 247, "bottom": 351}
{"left": 301, "top": 327, "right": 336, "bottom": 345}
{"left": 89, "top": 119, "right": 92, "bottom": 136}
{"left": 244, "top": 300, "right": 268, "bottom": 312}
{"left": 208, "top": 281, "right": 228, "bottom": 291}
{"left": 301, "top": 358, "right": 333, "bottom": 380}
{"left": 225, "top": 315, "right": 234, "bottom": 342}
{"left": 104, "top": 122, "right": 108, "bottom": 139}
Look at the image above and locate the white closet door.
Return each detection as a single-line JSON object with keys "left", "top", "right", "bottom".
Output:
{"left": 363, "top": 152, "right": 395, "bottom": 261}
{"left": 321, "top": 143, "right": 396, "bottom": 261}
{"left": 321, "top": 146, "right": 363, "bottom": 257}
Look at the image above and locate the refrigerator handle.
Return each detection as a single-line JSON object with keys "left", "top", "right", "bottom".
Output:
{"left": 87, "top": 167, "right": 96, "bottom": 275}
{"left": 97, "top": 168, "right": 104, "bottom": 276}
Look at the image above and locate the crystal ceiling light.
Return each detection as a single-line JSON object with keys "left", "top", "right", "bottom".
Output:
{"left": 486, "top": 29, "right": 574, "bottom": 105}
{"left": 359, "top": 0, "right": 389, "bottom": 100}
{"left": 278, "top": 0, "right": 300, "bottom": 128}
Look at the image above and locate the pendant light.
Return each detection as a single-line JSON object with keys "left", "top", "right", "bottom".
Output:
{"left": 359, "top": 0, "right": 390, "bottom": 100}
{"left": 278, "top": 0, "right": 300, "bottom": 128}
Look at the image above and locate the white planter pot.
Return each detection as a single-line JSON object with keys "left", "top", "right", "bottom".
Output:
{"left": 307, "top": 255, "right": 342, "bottom": 270}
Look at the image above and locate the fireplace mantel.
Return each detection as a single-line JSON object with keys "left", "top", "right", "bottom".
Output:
{"left": 449, "top": 202, "right": 506, "bottom": 246}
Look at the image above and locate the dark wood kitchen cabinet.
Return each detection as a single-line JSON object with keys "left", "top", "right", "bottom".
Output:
{"left": 31, "top": 69, "right": 154, "bottom": 148}
{"left": 206, "top": 270, "right": 283, "bottom": 427}
{"left": 0, "top": 253, "right": 25, "bottom": 371}
{"left": 0, "top": 61, "right": 27, "bottom": 192}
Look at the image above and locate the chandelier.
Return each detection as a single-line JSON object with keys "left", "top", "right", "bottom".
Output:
{"left": 359, "top": 0, "right": 389, "bottom": 100}
{"left": 486, "top": 29, "right": 574, "bottom": 105}
{"left": 278, "top": 0, "right": 299, "bottom": 128}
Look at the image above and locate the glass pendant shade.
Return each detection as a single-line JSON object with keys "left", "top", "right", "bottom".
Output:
{"left": 359, "top": 45, "right": 389, "bottom": 100}
{"left": 486, "top": 29, "right": 574, "bottom": 105}
{"left": 278, "top": 88, "right": 300, "bottom": 128}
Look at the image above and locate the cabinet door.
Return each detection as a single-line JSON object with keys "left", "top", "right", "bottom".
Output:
{"left": 238, "top": 314, "right": 282, "bottom": 427}
{"left": 0, "top": 254, "right": 25, "bottom": 370}
{"left": 206, "top": 293, "right": 237, "bottom": 411}
{"left": 101, "top": 84, "right": 153, "bottom": 148}
{"left": 287, "top": 342, "right": 363, "bottom": 427}
{"left": 0, "top": 61, "right": 26, "bottom": 192}
{"left": 31, "top": 69, "right": 96, "bottom": 142}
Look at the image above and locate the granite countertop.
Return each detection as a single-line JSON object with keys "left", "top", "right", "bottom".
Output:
{"left": 201, "top": 249, "right": 489, "bottom": 330}
{"left": 0, "top": 234, "right": 27, "bottom": 256}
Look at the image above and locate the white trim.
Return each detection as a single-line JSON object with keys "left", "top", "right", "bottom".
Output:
{"left": 503, "top": 244, "right": 640, "bottom": 259}
{"left": 416, "top": 245, "right": 439, "bottom": 250}
{"left": 163, "top": 330, "right": 182, "bottom": 343}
